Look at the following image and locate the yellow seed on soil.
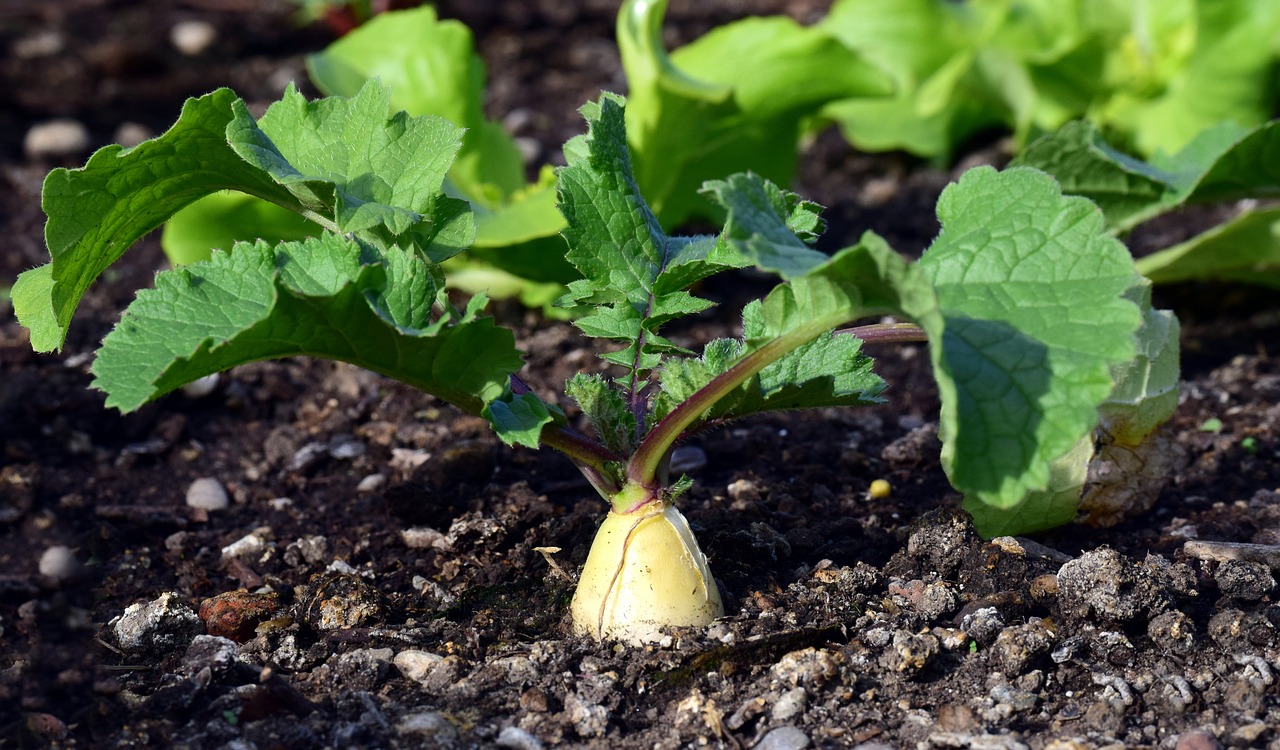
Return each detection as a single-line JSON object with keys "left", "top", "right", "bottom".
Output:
{"left": 869, "top": 479, "right": 892, "bottom": 499}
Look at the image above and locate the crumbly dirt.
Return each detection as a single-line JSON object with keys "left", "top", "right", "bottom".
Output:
{"left": 2, "top": 2, "right": 1279, "bottom": 749}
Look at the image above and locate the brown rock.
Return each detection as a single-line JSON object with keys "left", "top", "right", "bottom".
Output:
{"left": 199, "top": 590, "right": 282, "bottom": 641}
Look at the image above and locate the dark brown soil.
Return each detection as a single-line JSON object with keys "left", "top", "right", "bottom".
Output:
{"left": 2, "top": 2, "right": 1279, "bottom": 749}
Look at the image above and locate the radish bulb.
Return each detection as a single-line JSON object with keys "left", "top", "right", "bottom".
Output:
{"left": 570, "top": 502, "right": 723, "bottom": 644}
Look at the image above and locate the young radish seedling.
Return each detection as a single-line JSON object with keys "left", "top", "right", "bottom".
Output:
{"left": 15, "top": 83, "right": 1151, "bottom": 643}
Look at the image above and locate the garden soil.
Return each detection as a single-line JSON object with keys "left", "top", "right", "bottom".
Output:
{"left": 2, "top": 2, "right": 1279, "bottom": 748}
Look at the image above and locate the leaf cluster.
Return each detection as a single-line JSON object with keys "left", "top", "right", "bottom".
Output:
{"left": 821, "top": 0, "right": 1280, "bottom": 160}
{"left": 150, "top": 1, "right": 1280, "bottom": 310}
{"left": 15, "top": 82, "right": 1160, "bottom": 537}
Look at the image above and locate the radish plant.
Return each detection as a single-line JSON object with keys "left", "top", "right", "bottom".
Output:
{"left": 15, "top": 83, "right": 1159, "bottom": 643}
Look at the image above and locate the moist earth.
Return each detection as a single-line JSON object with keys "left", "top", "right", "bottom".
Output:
{"left": 2, "top": 1, "right": 1279, "bottom": 748}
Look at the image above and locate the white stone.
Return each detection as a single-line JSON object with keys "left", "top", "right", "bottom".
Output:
{"left": 186, "top": 477, "right": 229, "bottom": 510}
{"left": 396, "top": 710, "right": 458, "bottom": 744}
{"left": 113, "top": 592, "right": 202, "bottom": 652}
{"left": 496, "top": 726, "right": 545, "bottom": 750}
{"left": 770, "top": 687, "right": 807, "bottom": 722}
{"left": 401, "top": 526, "right": 450, "bottom": 550}
{"left": 24, "top": 120, "right": 90, "bottom": 159}
{"left": 170, "top": 20, "right": 217, "bottom": 56}
{"left": 113, "top": 122, "right": 153, "bottom": 148}
{"left": 38, "top": 545, "right": 79, "bottom": 581}
{"left": 356, "top": 474, "right": 386, "bottom": 493}
{"left": 221, "top": 532, "right": 266, "bottom": 562}
{"left": 395, "top": 650, "right": 459, "bottom": 693}
{"left": 181, "top": 373, "right": 219, "bottom": 398}
{"left": 756, "top": 726, "right": 811, "bottom": 750}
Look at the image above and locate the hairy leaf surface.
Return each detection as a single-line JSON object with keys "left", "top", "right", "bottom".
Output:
{"left": 558, "top": 94, "right": 748, "bottom": 378}
{"left": 93, "top": 236, "right": 522, "bottom": 415}
{"left": 16, "top": 82, "right": 470, "bottom": 352}
{"left": 919, "top": 166, "right": 1141, "bottom": 509}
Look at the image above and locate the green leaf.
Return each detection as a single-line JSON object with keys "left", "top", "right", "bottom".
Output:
{"left": 483, "top": 389, "right": 560, "bottom": 450}
{"left": 1178, "top": 120, "right": 1280, "bottom": 204}
{"left": 620, "top": 0, "right": 890, "bottom": 227}
{"left": 968, "top": 281, "right": 1181, "bottom": 537}
{"left": 557, "top": 94, "right": 747, "bottom": 380}
{"left": 965, "top": 435, "right": 1091, "bottom": 537}
{"left": 306, "top": 6, "right": 526, "bottom": 202}
{"left": 918, "top": 166, "right": 1142, "bottom": 510}
{"left": 92, "top": 236, "right": 523, "bottom": 415}
{"left": 657, "top": 301, "right": 885, "bottom": 426}
{"left": 1015, "top": 119, "right": 1280, "bottom": 233}
{"left": 706, "top": 171, "right": 941, "bottom": 327}
{"left": 1099, "top": 281, "right": 1181, "bottom": 447}
{"left": 162, "top": 191, "right": 323, "bottom": 266}
{"left": 817, "top": 0, "right": 1280, "bottom": 161}
{"left": 1135, "top": 207, "right": 1280, "bottom": 289}
{"left": 1095, "top": 0, "right": 1280, "bottom": 158}
{"left": 566, "top": 373, "right": 638, "bottom": 456}
{"left": 1012, "top": 120, "right": 1181, "bottom": 231}
{"left": 11, "top": 265, "right": 59, "bottom": 352}
{"left": 700, "top": 173, "right": 828, "bottom": 278}
{"left": 17, "top": 89, "right": 301, "bottom": 351}
{"left": 306, "top": 6, "right": 574, "bottom": 303}
{"left": 1019, "top": 118, "right": 1280, "bottom": 289}
{"left": 819, "top": 0, "right": 1026, "bottom": 158}
{"left": 232, "top": 82, "right": 470, "bottom": 256}
{"left": 17, "top": 82, "right": 473, "bottom": 352}
{"left": 656, "top": 173, "right": 929, "bottom": 429}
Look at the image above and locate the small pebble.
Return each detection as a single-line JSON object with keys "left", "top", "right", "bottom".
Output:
{"left": 356, "top": 473, "right": 386, "bottom": 493}
{"left": 186, "top": 477, "right": 229, "bottom": 511}
{"left": 13, "top": 30, "right": 64, "bottom": 58}
{"left": 496, "top": 726, "right": 545, "bottom": 750}
{"left": 1214, "top": 559, "right": 1275, "bottom": 600}
{"left": 771, "top": 647, "right": 839, "bottom": 688}
{"left": 727, "top": 478, "right": 760, "bottom": 503}
{"left": 770, "top": 687, "right": 807, "bottom": 722}
{"left": 180, "top": 635, "right": 239, "bottom": 678}
{"left": 327, "top": 435, "right": 365, "bottom": 460}
{"left": 25, "top": 119, "right": 90, "bottom": 159}
{"left": 868, "top": 478, "right": 891, "bottom": 499}
{"left": 170, "top": 20, "right": 217, "bottom": 56}
{"left": 38, "top": 545, "right": 80, "bottom": 582}
{"left": 284, "top": 536, "right": 330, "bottom": 567}
{"left": 113, "top": 592, "right": 202, "bottom": 653}
{"left": 668, "top": 445, "right": 707, "bottom": 473}
{"left": 199, "top": 590, "right": 281, "bottom": 641}
{"left": 563, "top": 693, "right": 608, "bottom": 738}
{"left": 396, "top": 710, "right": 458, "bottom": 743}
{"left": 288, "top": 443, "right": 327, "bottom": 473}
{"left": 181, "top": 373, "right": 220, "bottom": 398}
{"left": 23, "top": 713, "right": 68, "bottom": 740}
{"left": 961, "top": 607, "right": 1005, "bottom": 645}
{"left": 113, "top": 122, "right": 153, "bottom": 148}
{"left": 1229, "top": 723, "right": 1268, "bottom": 746}
{"left": 326, "top": 559, "right": 358, "bottom": 575}
{"left": 990, "top": 684, "right": 1038, "bottom": 712}
{"left": 394, "top": 650, "right": 458, "bottom": 693}
{"left": 755, "top": 725, "right": 810, "bottom": 750}
{"left": 1174, "top": 728, "right": 1223, "bottom": 750}
{"left": 221, "top": 532, "right": 267, "bottom": 562}
{"left": 401, "top": 526, "right": 450, "bottom": 550}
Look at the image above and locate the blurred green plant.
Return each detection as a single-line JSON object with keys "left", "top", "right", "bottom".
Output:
{"left": 820, "top": 0, "right": 1280, "bottom": 160}
{"left": 1016, "top": 118, "right": 1280, "bottom": 288}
